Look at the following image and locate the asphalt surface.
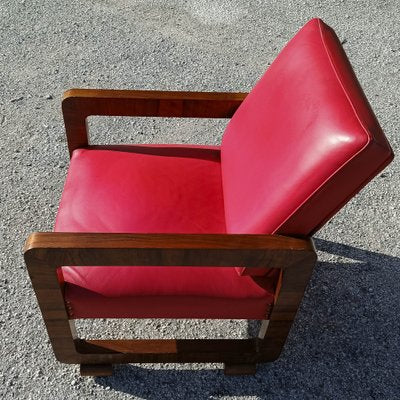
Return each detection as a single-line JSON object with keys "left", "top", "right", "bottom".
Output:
{"left": 1, "top": 1, "right": 399, "bottom": 399}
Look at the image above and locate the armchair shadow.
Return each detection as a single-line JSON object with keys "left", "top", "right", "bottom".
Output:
{"left": 94, "top": 238, "right": 400, "bottom": 398}
{"left": 313, "top": 238, "right": 400, "bottom": 267}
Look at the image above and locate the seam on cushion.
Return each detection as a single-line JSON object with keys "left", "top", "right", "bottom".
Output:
{"left": 270, "top": 20, "right": 372, "bottom": 235}
{"left": 64, "top": 298, "right": 74, "bottom": 318}
{"left": 317, "top": 19, "right": 371, "bottom": 145}
{"left": 306, "top": 151, "right": 393, "bottom": 235}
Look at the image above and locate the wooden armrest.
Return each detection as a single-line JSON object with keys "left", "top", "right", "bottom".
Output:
{"left": 62, "top": 89, "right": 248, "bottom": 157}
{"left": 24, "top": 232, "right": 315, "bottom": 272}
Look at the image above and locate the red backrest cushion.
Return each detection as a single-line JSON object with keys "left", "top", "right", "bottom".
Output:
{"left": 221, "top": 19, "right": 393, "bottom": 275}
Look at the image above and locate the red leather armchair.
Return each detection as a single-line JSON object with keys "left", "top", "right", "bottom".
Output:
{"left": 24, "top": 18, "right": 393, "bottom": 377}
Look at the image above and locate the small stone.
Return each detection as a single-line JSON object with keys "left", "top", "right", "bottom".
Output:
{"left": 10, "top": 96, "right": 24, "bottom": 103}
{"left": 45, "top": 94, "right": 53, "bottom": 100}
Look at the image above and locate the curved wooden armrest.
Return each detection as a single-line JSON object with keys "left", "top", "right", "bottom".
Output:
{"left": 62, "top": 89, "right": 248, "bottom": 156}
{"left": 24, "top": 232, "right": 315, "bottom": 271}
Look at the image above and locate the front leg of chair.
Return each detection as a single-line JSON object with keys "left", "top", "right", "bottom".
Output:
{"left": 224, "top": 252, "right": 316, "bottom": 375}
{"left": 223, "top": 320, "right": 270, "bottom": 375}
{"left": 80, "top": 364, "right": 113, "bottom": 377}
{"left": 224, "top": 253, "right": 316, "bottom": 375}
{"left": 223, "top": 363, "right": 257, "bottom": 376}
{"left": 23, "top": 252, "right": 81, "bottom": 365}
{"left": 256, "top": 252, "right": 316, "bottom": 362}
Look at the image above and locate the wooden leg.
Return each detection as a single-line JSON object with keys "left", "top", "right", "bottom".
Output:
{"left": 224, "top": 363, "right": 257, "bottom": 376}
{"left": 80, "top": 364, "right": 113, "bottom": 377}
{"left": 257, "top": 320, "right": 270, "bottom": 339}
{"left": 257, "top": 257, "right": 316, "bottom": 361}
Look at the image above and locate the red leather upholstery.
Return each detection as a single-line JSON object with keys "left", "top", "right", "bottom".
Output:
{"left": 221, "top": 18, "right": 393, "bottom": 275}
{"left": 56, "top": 145, "right": 225, "bottom": 235}
{"left": 56, "top": 146, "right": 275, "bottom": 319}
{"left": 56, "top": 18, "right": 393, "bottom": 318}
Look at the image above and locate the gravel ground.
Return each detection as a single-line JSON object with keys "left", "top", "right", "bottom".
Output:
{"left": 1, "top": 1, "right": 399, "bottom": 399}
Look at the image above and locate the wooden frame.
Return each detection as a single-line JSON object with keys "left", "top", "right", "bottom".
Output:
{"left": 62, "top": 89, "right": 247, "bottom": 156}
{"left": 25, "top": 233, "right": 316, "bottom": 376}
{"left": 25, "top": 89, "right": 317, "bottom": 376}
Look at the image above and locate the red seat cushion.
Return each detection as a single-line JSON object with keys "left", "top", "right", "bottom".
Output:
{"left": 221, "top": 18, "right": 393, "bottom": 275}
{"left": 56, "top": 145, "right": 275, "bottom": 319}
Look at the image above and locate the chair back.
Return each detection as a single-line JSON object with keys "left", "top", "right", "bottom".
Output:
{"left": 221, "top": 19, "right": 393, "bottom": 275}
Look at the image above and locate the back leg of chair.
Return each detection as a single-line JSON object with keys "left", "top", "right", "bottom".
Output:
{"left": 223, "top": 319, "right": 269, "bottom": 376}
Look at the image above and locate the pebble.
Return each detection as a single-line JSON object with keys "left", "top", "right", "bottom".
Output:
{"left": 10, "top": 96, "right": 24, "bottom": 103}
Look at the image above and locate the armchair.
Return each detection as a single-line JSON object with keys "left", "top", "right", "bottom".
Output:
{"left": 24, "top": 18, "right": 393, "bottom": 377}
